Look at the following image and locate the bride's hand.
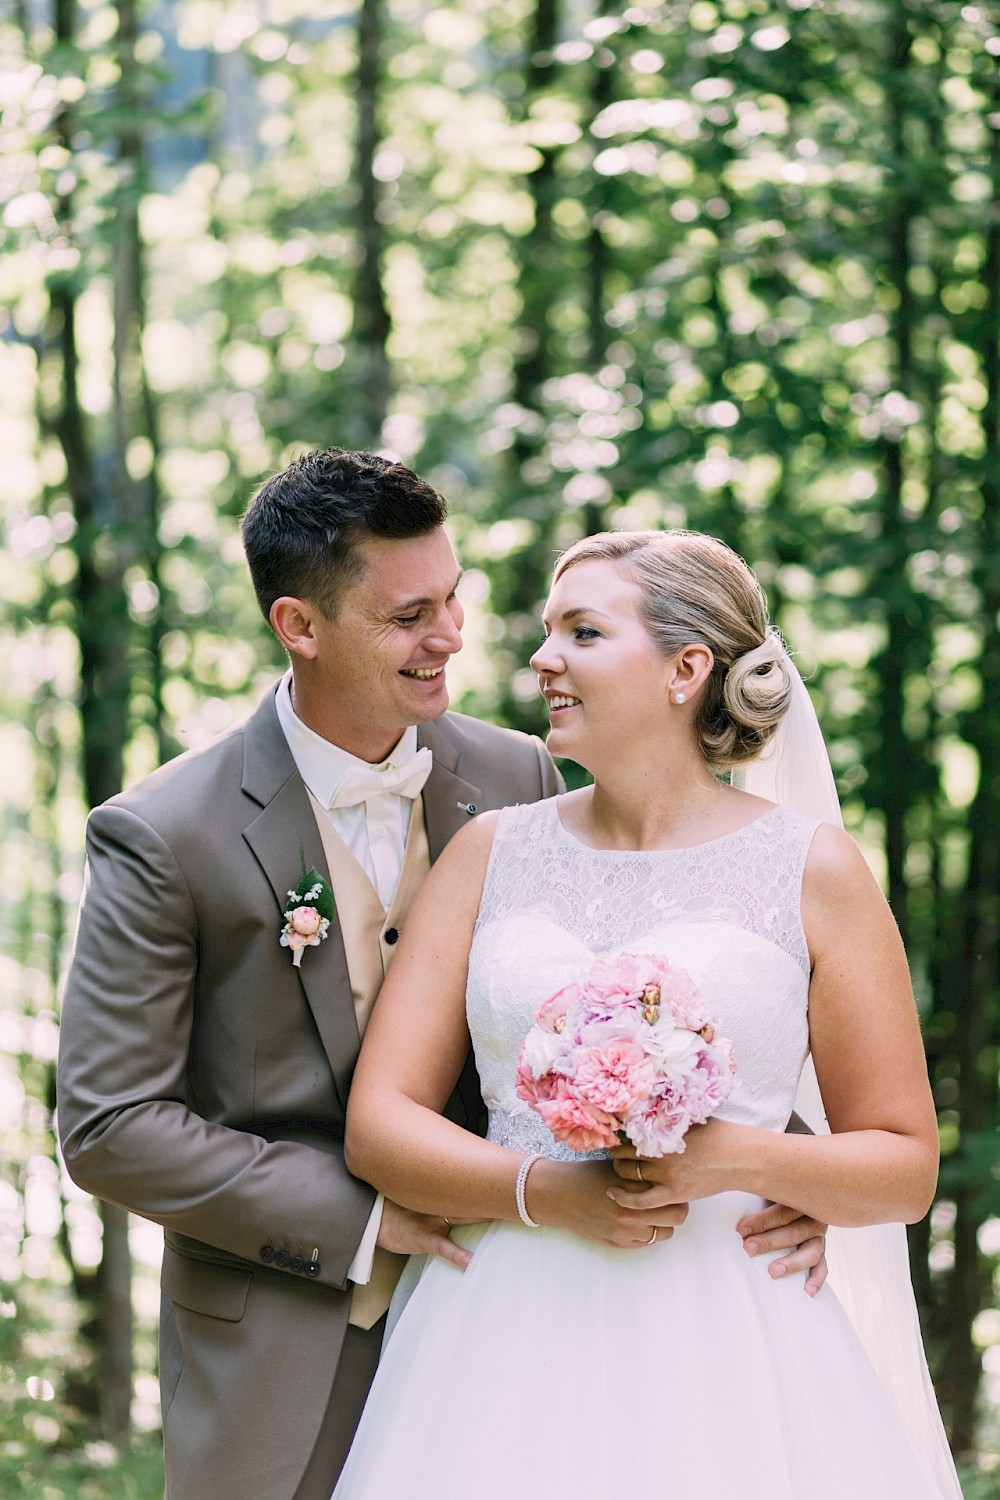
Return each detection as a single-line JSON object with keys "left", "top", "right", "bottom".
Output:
{"left": 607, "top": 1124, "right": 829, "bottom": 1293}
{"left": 609, "top": 1118, "right": 736, "bottom": 1204}
{"left": 525, "top": 1159, "right": 689, "bottom": 1250}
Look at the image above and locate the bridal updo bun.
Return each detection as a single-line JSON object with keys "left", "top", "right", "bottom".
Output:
{"left": 716, "top": 631, "right": 790, "bottom": 764}
{"left": 553, "top": 529, "right": 793, "bottom": 766}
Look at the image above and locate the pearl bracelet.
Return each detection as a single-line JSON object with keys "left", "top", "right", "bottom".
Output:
{"left": 515, "top": 1153, "right": 543, "bottom": 1228}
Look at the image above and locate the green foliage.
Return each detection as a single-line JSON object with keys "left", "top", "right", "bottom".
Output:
{"left": 0, "top": 1285, "right": 163, "bottom": 1498}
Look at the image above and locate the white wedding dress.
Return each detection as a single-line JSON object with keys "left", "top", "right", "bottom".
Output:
{"left": 332, "top": 800, "right": 959, "bottom": 1499}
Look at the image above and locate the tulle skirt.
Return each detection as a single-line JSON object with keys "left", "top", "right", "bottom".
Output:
{"left": 332, "top": 1192, "right": 947, "bottom": 1499}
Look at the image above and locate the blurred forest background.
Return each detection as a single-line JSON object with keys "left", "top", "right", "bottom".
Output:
{"left": 2, "top": 0, "right": 1000, "bottom": 1493}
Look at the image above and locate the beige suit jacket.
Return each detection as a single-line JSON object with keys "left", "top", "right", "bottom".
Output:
{"left": 57, "top": 686, "right": 562, "bottom": 1500}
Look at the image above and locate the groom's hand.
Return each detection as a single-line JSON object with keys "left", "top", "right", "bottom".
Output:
{"left": 377, "top": 1199, "right": 474, "bottom": 1271}
{"left": 737, "top": 1202, "right": 828, "bottom": 1295}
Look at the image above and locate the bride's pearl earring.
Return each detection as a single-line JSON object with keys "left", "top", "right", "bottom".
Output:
{"left": 675, "top": 692, "right": 686, "bottom": 705}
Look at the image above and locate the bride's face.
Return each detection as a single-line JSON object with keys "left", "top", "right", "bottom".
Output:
{"left": 530, "top": 558, "right": 672, "bottom": 768}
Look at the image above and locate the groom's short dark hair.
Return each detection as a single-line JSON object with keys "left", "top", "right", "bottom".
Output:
{"left": 242, "top": 447, "right": 448, "bottom": 621}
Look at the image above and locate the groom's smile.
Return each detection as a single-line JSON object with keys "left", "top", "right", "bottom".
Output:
{"left": 291, "top": 526, "right": 466, "bottom": 762}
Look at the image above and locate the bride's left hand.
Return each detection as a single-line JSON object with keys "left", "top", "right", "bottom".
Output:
{"left": 608, "top": 1122, "right": 829, "bottom": 1295}
{"left": 609, "top": 1118, "right": 736, "bottom": 1205}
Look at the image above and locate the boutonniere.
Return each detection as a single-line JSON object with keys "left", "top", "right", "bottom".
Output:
{"left": 280, "top": 859, "right": 335, "bottom": 968}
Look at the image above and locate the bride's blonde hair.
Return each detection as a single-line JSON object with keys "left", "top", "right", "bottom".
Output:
{"left": 553, "top": 529, "right": 792, "bottom": 766}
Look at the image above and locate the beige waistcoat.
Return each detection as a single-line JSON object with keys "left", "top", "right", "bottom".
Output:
{"left": 307, "top": 790, "right": 431, "bottom": 1329}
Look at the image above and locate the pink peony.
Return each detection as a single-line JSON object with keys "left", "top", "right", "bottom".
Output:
{"left": 517, "top": 948, "right": 735, "bottom": 1157}
{"left": 574, "top": 1039, "right": 656, "bottom": 1115}
{"left": 579, "top": 1008, "right": 645, "bottom": 1049}
{"left": 585, "top": 951, "right": 652, "bottom": 1006}
{"left": 536, "top": 1079, "right": 619, "bottom": 1152}
{"left": 535, "top": 983, "right": 580, "bottom": 1033}
{"left": 290, "top": 906, "right": 322, "bottom": 937}
{"left": 623, "top": 1090, "right": 690, "bottom": 1157}
{"left": 515, "top": 1054, "right": 559, "bottom": 1108}
{"left": 713, "top": 1034, "right": 737, "bottom": 1075}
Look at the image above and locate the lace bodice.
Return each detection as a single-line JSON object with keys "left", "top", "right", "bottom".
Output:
{"left": 467, "top": 799, "right": 820, "bottom": 1161}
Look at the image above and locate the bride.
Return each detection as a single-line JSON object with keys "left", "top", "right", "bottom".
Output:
{"left": 331, "top": 529, "right": 962, "bottom": 1499}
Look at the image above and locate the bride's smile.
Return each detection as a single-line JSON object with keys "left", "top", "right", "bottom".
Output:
{"left": 530, "top": 558, "right": 678, "bottom": 765}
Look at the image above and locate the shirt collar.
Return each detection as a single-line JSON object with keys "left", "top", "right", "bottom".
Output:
{"left": 274, "top": 671, "right": 420, "bottom": 808}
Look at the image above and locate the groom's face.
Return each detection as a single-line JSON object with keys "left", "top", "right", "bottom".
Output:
{"left": 307, "top": 526, "right": 465, "bottom": 760}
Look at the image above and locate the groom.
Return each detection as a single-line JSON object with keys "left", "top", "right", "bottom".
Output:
{"left": 57, "top": 448, "right": 826, "bottom": 1500}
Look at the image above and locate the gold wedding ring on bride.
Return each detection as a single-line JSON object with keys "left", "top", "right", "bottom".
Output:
{"left": 634, "top": 1161, "right": 645, "bottom": 1183}
{"left": 645, "top": 1226, "right": 657, "bottom": 1246}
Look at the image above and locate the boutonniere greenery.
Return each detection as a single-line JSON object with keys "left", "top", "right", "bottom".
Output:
{"left": 280, "top": 860, "right": 335, "bottom": 968}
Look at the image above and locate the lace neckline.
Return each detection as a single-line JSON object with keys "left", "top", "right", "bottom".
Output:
{"left": 550, "top": 799, "right": 782, "bottom": 857}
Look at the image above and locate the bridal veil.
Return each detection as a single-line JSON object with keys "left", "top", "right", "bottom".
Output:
{"left": 738, "top": 646, "right": 962, "bottom": 1499}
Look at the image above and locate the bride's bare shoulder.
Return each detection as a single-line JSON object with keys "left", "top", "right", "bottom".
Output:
{"left": 802, "top": 824, "right": 892, "bottom": 951}
{"left": 804, "top": 823, "right": 875, "bottom": 887}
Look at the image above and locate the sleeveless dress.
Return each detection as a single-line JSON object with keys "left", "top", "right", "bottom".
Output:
{"left": 331, "top": 801, "right": 953, "bottom": 1500}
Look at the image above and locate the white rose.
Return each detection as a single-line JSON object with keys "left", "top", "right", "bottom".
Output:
{"left": 580, "top": 1010, "right": 644, "bottom": 1048}
{"left": 644, "top": 1020, "right": 700, "bottom": 1068}
{"left": 521, "top": 1028, "right": 568, "bottom": 1077}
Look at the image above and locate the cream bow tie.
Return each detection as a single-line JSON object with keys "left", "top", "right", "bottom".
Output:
{"left": 329, "top": 746, "right": 432, "bottom": 809}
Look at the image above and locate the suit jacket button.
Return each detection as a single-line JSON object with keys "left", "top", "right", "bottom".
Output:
{"left": 306, "top": 1261, "right": 320, "bottom": 1278}
{"left": 274, "top": 1249, "right": 290, "bottom": 1268}
{"left": 259, "top": 1245, "right": 275, "bottom": 1264}
{"left": 289, "top": 1255, "right": 305, "bottom": 1274}
{"left": 384, "top": 927, "right": 399, "bottom": 945}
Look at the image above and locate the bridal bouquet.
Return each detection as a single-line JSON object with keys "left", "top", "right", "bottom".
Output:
{"left": 515, "top": 951, "right": 736, "bottom": 1155}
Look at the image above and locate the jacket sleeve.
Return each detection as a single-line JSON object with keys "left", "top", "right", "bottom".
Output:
{"left": 57, "top": 804, "right": 375, "bottom": 1290}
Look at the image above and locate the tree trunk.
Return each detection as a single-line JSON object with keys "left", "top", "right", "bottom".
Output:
{"left": 49, "top": 0, "right": 135, "bottom": 1444}
{"left": 585, "top": 2, "right": 614, "bottom": 373}
{"left": 354, "top": 0, "right": 391, "bottom": 443}
{"left": 114, "top": 0, "right": 171, "bottom": 765}
{"left": 874, "top": 7, "right": 917, "bottom": 947}
{"left": 511, "top": 0, "right": 559, "bottom": 450}
{"left": 936, "top": 52, "right": 1000, "bottom": 1456}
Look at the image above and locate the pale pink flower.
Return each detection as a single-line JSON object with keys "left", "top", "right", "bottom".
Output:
{"left": 536, "top": 1079, "right": 619, "bottom": 1152}
{"left": 579, "top": 1008, "right": 645, "bottom": 1049}
{"left": 714, "top": 1034, "right": 737, "bottom": 1075}
{"left": 289, "top": 906, "right": 322, "bottom": 937}
{"left": 624, "top": 1091, "right": 689, "bottom": 1157}
{"left": 515, "top": 1054, "right": 558, "bottom": 1107}
{"left": 517, "top": 948, "right": 735, "bottom": 1157}
{"left": 574, "top": 1039, "right": 656, "bottom": 1115}
{"left": 536, "top": 983, "right": 580, "bottom": 1033}
{"left": 280, "top": 906, "right": 330, "bottom": 967}
{"left": 586, "top": 951, "right": 650, "bottom": 1005}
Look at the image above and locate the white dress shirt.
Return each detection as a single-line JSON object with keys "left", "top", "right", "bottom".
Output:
{"left": 275, "top": 672, "right": 418, "bottom": 908}
{"left": 274, "top": 671, "right": 425, "bottom": 1287}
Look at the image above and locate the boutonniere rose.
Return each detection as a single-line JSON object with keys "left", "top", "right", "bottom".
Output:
{"left": 281, "top": 865, "right": 335, "bottom": 968}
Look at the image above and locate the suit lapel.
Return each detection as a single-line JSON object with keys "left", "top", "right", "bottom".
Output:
{"left": 240, "top": 690, "right": 359, "bottom": 1112}
{"left": 418, "top": 719, "right": 483, "bottom": 863}
{"left": 238, "top": 696, "right": 483, "bottom": 1110}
